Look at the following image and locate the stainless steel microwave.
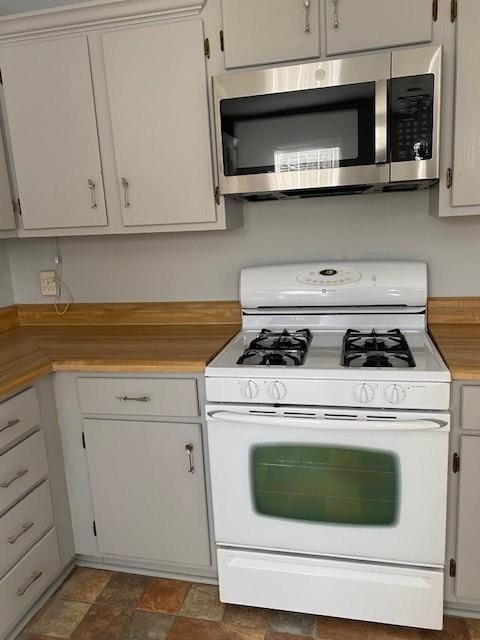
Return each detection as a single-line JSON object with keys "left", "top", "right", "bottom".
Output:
{"left": 213, "top": 45, "right": 441, "bottom": 200}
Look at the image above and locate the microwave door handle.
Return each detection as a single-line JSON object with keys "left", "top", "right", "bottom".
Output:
{"left": 375, "top": 79, "right": 388, "bottom": 164}
{"left": 207, "top": 411, "right": 447, "bottom": 432}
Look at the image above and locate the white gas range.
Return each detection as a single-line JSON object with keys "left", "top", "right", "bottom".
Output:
{"left": 205, "top": 261, "right": 451, "bottom": 630}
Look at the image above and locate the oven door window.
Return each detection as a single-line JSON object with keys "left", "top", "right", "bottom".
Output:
{"left": 220, "top": 83, "right": 375, "bottom": 177}
{"left": 252, "top": 444, "right": 398, "bottom": 526}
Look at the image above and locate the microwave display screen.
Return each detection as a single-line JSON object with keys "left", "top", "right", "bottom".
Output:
{"left": 220, "top": 82, "right": 375, "bottom": 177}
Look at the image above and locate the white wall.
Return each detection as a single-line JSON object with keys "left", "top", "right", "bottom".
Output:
{"left": 0, "top": 243, "right": 14, "bottom": 307}
{"left": 5, "top": 190, "right": 480, "bottom": 303}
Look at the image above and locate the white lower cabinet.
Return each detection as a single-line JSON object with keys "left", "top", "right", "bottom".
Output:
{"left": 83, "top": 418, "right": 211, "bottom": 567}
{"left": 0, "top": 528, "right": 61, "bottom": 639}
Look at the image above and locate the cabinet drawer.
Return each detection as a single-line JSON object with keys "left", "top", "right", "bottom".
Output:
{"left": 0, "top": 481, "right": 54, "bottom": 577}
{"left": 0, "top": 528, "right": 60, "bottom": 639}
{"left": 77, "top": 377, "right": 199, "bottom": 417}
{"left": 0, "top": 388, "right": 40, "bottom": 452}
{"left": 0, "top": 431, "right": 48, "bottom": 515}
{"left": 461, "top": 386, "right": 480, "bottom": 430}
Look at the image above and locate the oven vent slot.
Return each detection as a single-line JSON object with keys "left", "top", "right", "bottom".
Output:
{"left": 249, "top": 410, "right": 276, "bottom": 415}
{"left": 324, "top": 413, "right": 357, "bottom": 420}
{"left": 284, "top": 411, "right": 316, "bottom": 417}
{"left": 366, "top": 415, "right": 397, "bottom": 420}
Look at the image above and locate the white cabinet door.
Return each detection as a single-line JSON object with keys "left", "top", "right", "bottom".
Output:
{"left": 221, "top": 0, "right": 320, "bottom": 69}
{"left": 325, "top": 0, "right": 433, "bottom": 56}
{"left": 452, "top": 0, "right": 480, "bottom": 207}
{"left": 84, "top": 419, "right": 211, "bottom": 567}
{"left": 455, "top": 435, "right": 480, "bottom": 599}
{"left": 0, "top": 126, "right": 14, "bottom": 230}
{"left": 0, "top": 36, "right": 107, "bottom": 229}
{"left": 102, "top": 20, "right": 216, "bottom": 227}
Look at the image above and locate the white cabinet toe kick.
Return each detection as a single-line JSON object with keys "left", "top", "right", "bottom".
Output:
{"left": 217, "top": 547, "right": 444, "bottom": 631}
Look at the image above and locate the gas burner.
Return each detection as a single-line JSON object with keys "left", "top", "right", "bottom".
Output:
{"left": 237, "top": 328, "right": 312, "bottom": 366}
{"left": 342, "top": 329, "right": 416, "bottom": 368}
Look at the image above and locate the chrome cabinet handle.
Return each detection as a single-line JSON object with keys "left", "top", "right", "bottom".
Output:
{"left": 116, "top": 395, "right": 151, "bottom": 403}
{"left": 304, "top": 0, "right": 311, "bottom": 33}
{"left": 8, "top": 522, "right": 34, "bottom": 544}
{"left": 0, "top": 468, "right": 28, "bottom": 488}
{"left": 88, "top": 179, "right": 98, "bottom": 209}
{"left": 0, "top": 418, "right": 19, "bottom": 434}
{"left": 16, "top": 570, "right": 43, "bottom": 597}
{"left": 121, "top": 178, "right": 131, "bottom": 208}
{"left": 185, "top": 443, "right": 195, "bottom": 473}
{"left": 332, "top": 0, "right": 339, "bottom": 28}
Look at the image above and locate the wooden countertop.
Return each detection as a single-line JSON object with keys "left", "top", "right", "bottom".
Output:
{"left": 0, "top": 302, "right": 241, "bottom": 397}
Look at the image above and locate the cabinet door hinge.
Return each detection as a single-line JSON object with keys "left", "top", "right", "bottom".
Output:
{"left": 204, "top": 37, "right": 210, "bottom": 59}
{"left": 16, "top": 198, "right": 22, "bottom": 216}
{"left": 93, "top": 521, "right": 97, "bottom": 537}
{"left": 214, "top": 185, "right": 220, "bottom": 205}
{"left": 219, "top": 30, "right": 224, "bottom": 52}
{"left": 453, "top": 452, "right": 460, "bottom": 473}
{"left": 451, "top": 0, "right": 457, "bottom": 22}
{"left": 82, "top": 432, "right": 86, "bottom": 449}
{"left": 0, "top": 69, "right": 3, "bottom": 85}
{"left": 449, "top": 558, "right": 457, "bottom": 577}
{"left": 446, "top": 167, "right": 453, "bottom": 189}
{"left": 432, "top": 0, "right": 438, "bottom": 21}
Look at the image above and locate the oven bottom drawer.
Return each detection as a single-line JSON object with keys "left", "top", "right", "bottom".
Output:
{"left": 217, "top": 547, "right": 444, "bottom": 630}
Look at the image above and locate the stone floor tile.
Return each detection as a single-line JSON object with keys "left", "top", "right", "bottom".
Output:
{"left": 28, "top": 600, "right": 91, "bottom": 639}
{"left": 417, "top": 616, "right": 470, "bottom": 640}
{"left": 267, "top": 634, "right": 314, "bottom": 640}
{"left": 223, "top": 605, "right": 271, "bottom": 630}
{"left": 166, "top": 616, "right": 220, "bottom": 640}
{"left": 56, "top": 569, "right": 112, "bottom": 604}
{"left": 71, "top": 602, "right": 131, "bottom": 640}
{"left": 316, "top": 615, "right": 373, "bottom": 640}
{"left": 179, "top": 583, "right": 226, "bottom": 622}
{"left": 368, "top": 622, "right": 421, "bottom": 639}
{"left": 97, "top": 572, "right": 149, "bottom": 611}
{"left": 217, "top": 623, "right": 266, "bottom": 639}
{"left": 120, "top": 611, "right": 174, "bottom": 640}
{"left": 270, "top": 610, "right": 316, "bottom": 637}
{"left": 137, "top": 578, "right": 191, "bottom": 615}
{"left": 467, "top": 619, "right": 480, "bottom": 640}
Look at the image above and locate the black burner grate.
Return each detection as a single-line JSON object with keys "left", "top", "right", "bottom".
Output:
{"left": 237, "top": 328, "right": 312, "bottom": 366}
{"left": 342, "top": 329, "right": 416, "bottom": 368}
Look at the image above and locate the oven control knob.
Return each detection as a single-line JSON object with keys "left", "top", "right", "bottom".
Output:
{"left": 240, "top": 379, "right": 259, "bottom": 400}
{"left": 354, "top": 383, "right": 375, "bottom": 404}
{"left": 268, "top": 380, "right": 287, "bottom": 401}
{"left": 385, "top": 384, "right": 406, "bottom": 405}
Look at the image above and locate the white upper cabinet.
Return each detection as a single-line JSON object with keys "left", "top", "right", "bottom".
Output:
{"left": 325, "top": 0, "right": 433, "bottom": 56}
{"left": 0, "top": 36, "right": 107, "bottom": 230}
{"left": 221, "top": 0, "right": 320, "bottom": 69}
{"left": 0, "top": 126, "right": 14, "bottom": 230}
{"left": 451, "top": 0, "right": 480, "bottom": 208}
{"left": 102, "top": 20, "right": 216, "bottom": 226}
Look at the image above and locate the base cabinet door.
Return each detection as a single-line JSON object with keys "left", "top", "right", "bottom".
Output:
{"left": 221, "top": 0, "right": 320, "bottom": 68}
{"left": 0, "top": 36, "right": 107, "bottom": 230}
{"left": 455, "top": 435, "right": 480, "bottom": 599}
{"left": 325, "top": 0, "right": 433, "bottom": 56}
{"left": 83, "top": 419, "right": 211, "bottom": 567}
{"left": 102, "top": 20, "right": 217, "bottom": 227}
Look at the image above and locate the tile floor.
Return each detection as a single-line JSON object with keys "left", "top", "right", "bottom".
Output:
{"left": 16, "top": 567, "right": 480, "bottom": 640}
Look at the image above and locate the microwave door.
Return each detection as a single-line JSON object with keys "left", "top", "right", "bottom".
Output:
{"left": 214, "top": 53, "right": 390, "bottom": 197}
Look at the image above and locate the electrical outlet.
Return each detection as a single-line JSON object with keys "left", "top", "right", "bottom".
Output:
{"left": 40, "top": 270, "right": 57, "bottom": 296}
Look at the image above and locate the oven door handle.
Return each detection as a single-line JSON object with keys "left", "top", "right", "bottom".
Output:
{"left": 207, "top": 411, "right": 448, "bottom": 431}
{"left": 375, "top": 78, "right": 388, "bottom": 164}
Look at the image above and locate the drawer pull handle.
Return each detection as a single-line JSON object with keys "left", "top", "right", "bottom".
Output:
{"left": 185, "top": 443, "right": 195, "bottom": 473}
{"left": 332, "top": 0, "right": 339, "bottom": 27}
{"left": 303, "top": 0, "right": 311, "bottom": 33}
{"left": 0, "top": 418, "right": 20, "bottom": 434}
{"left": 121, "top": 177, "right": 131, "bottom": 208}
{"left": 0, "top": 468, "right": 29, "bottom": 488}
{"left": 88, "top": 179, "right": 98, "bottom": 209}
{"left": 8, "top": 521, "right": 34, "bottom": 544}
{"left": 116, "top": 395, "right": 151, "bottom": 403}
{"left": 16, "top": 570, "right": 43, "bottom": 596}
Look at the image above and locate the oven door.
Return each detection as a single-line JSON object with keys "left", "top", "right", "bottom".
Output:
{"left": 206, "top": 406, "right": 449, "bottom": 567}
{"left": 213, "top": 53, "right": 389, "bottom": 197}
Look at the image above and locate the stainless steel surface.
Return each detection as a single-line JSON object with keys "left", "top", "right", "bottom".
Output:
{"left": 185, "top": 443, "right": 195, "bottom": 473}
{"left": 116, "top": 395, "right": 151, "bottom": 403}
{"left": 16, "top": 570, "right": 43, "bottom": 597}
{"left": 304, "top": 0, "right": 311, "bottom": 33}
{"left": 121, "top": 177, "right": 131, "bottom": 208}
{"left": 375, "top": 79, "right": 388, "bottom": 165}
{"left": 390, "top": 45, "right": 441, "bottom": 183}
{"left": 0, "top": 468, "right": 29, "bottom": 488}
{"left": 87, "top": 179, "right": 98, "bottom": 209}
{"left": 7, "top": 521, "right": 34, "bottom": 545}
{"left": 332, "top": 0, "right": 339, "bottom": 27}
{"left": 0, "top": 418, "right": 19, "bottom": 434}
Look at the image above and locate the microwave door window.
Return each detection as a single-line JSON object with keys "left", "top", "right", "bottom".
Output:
{"left": 220, "top": 82, "right": 375, "bottom": 177}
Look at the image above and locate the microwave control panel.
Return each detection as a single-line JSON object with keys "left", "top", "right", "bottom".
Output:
{"left": 390, "top": 74, "right": 434, "bottom": 163}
